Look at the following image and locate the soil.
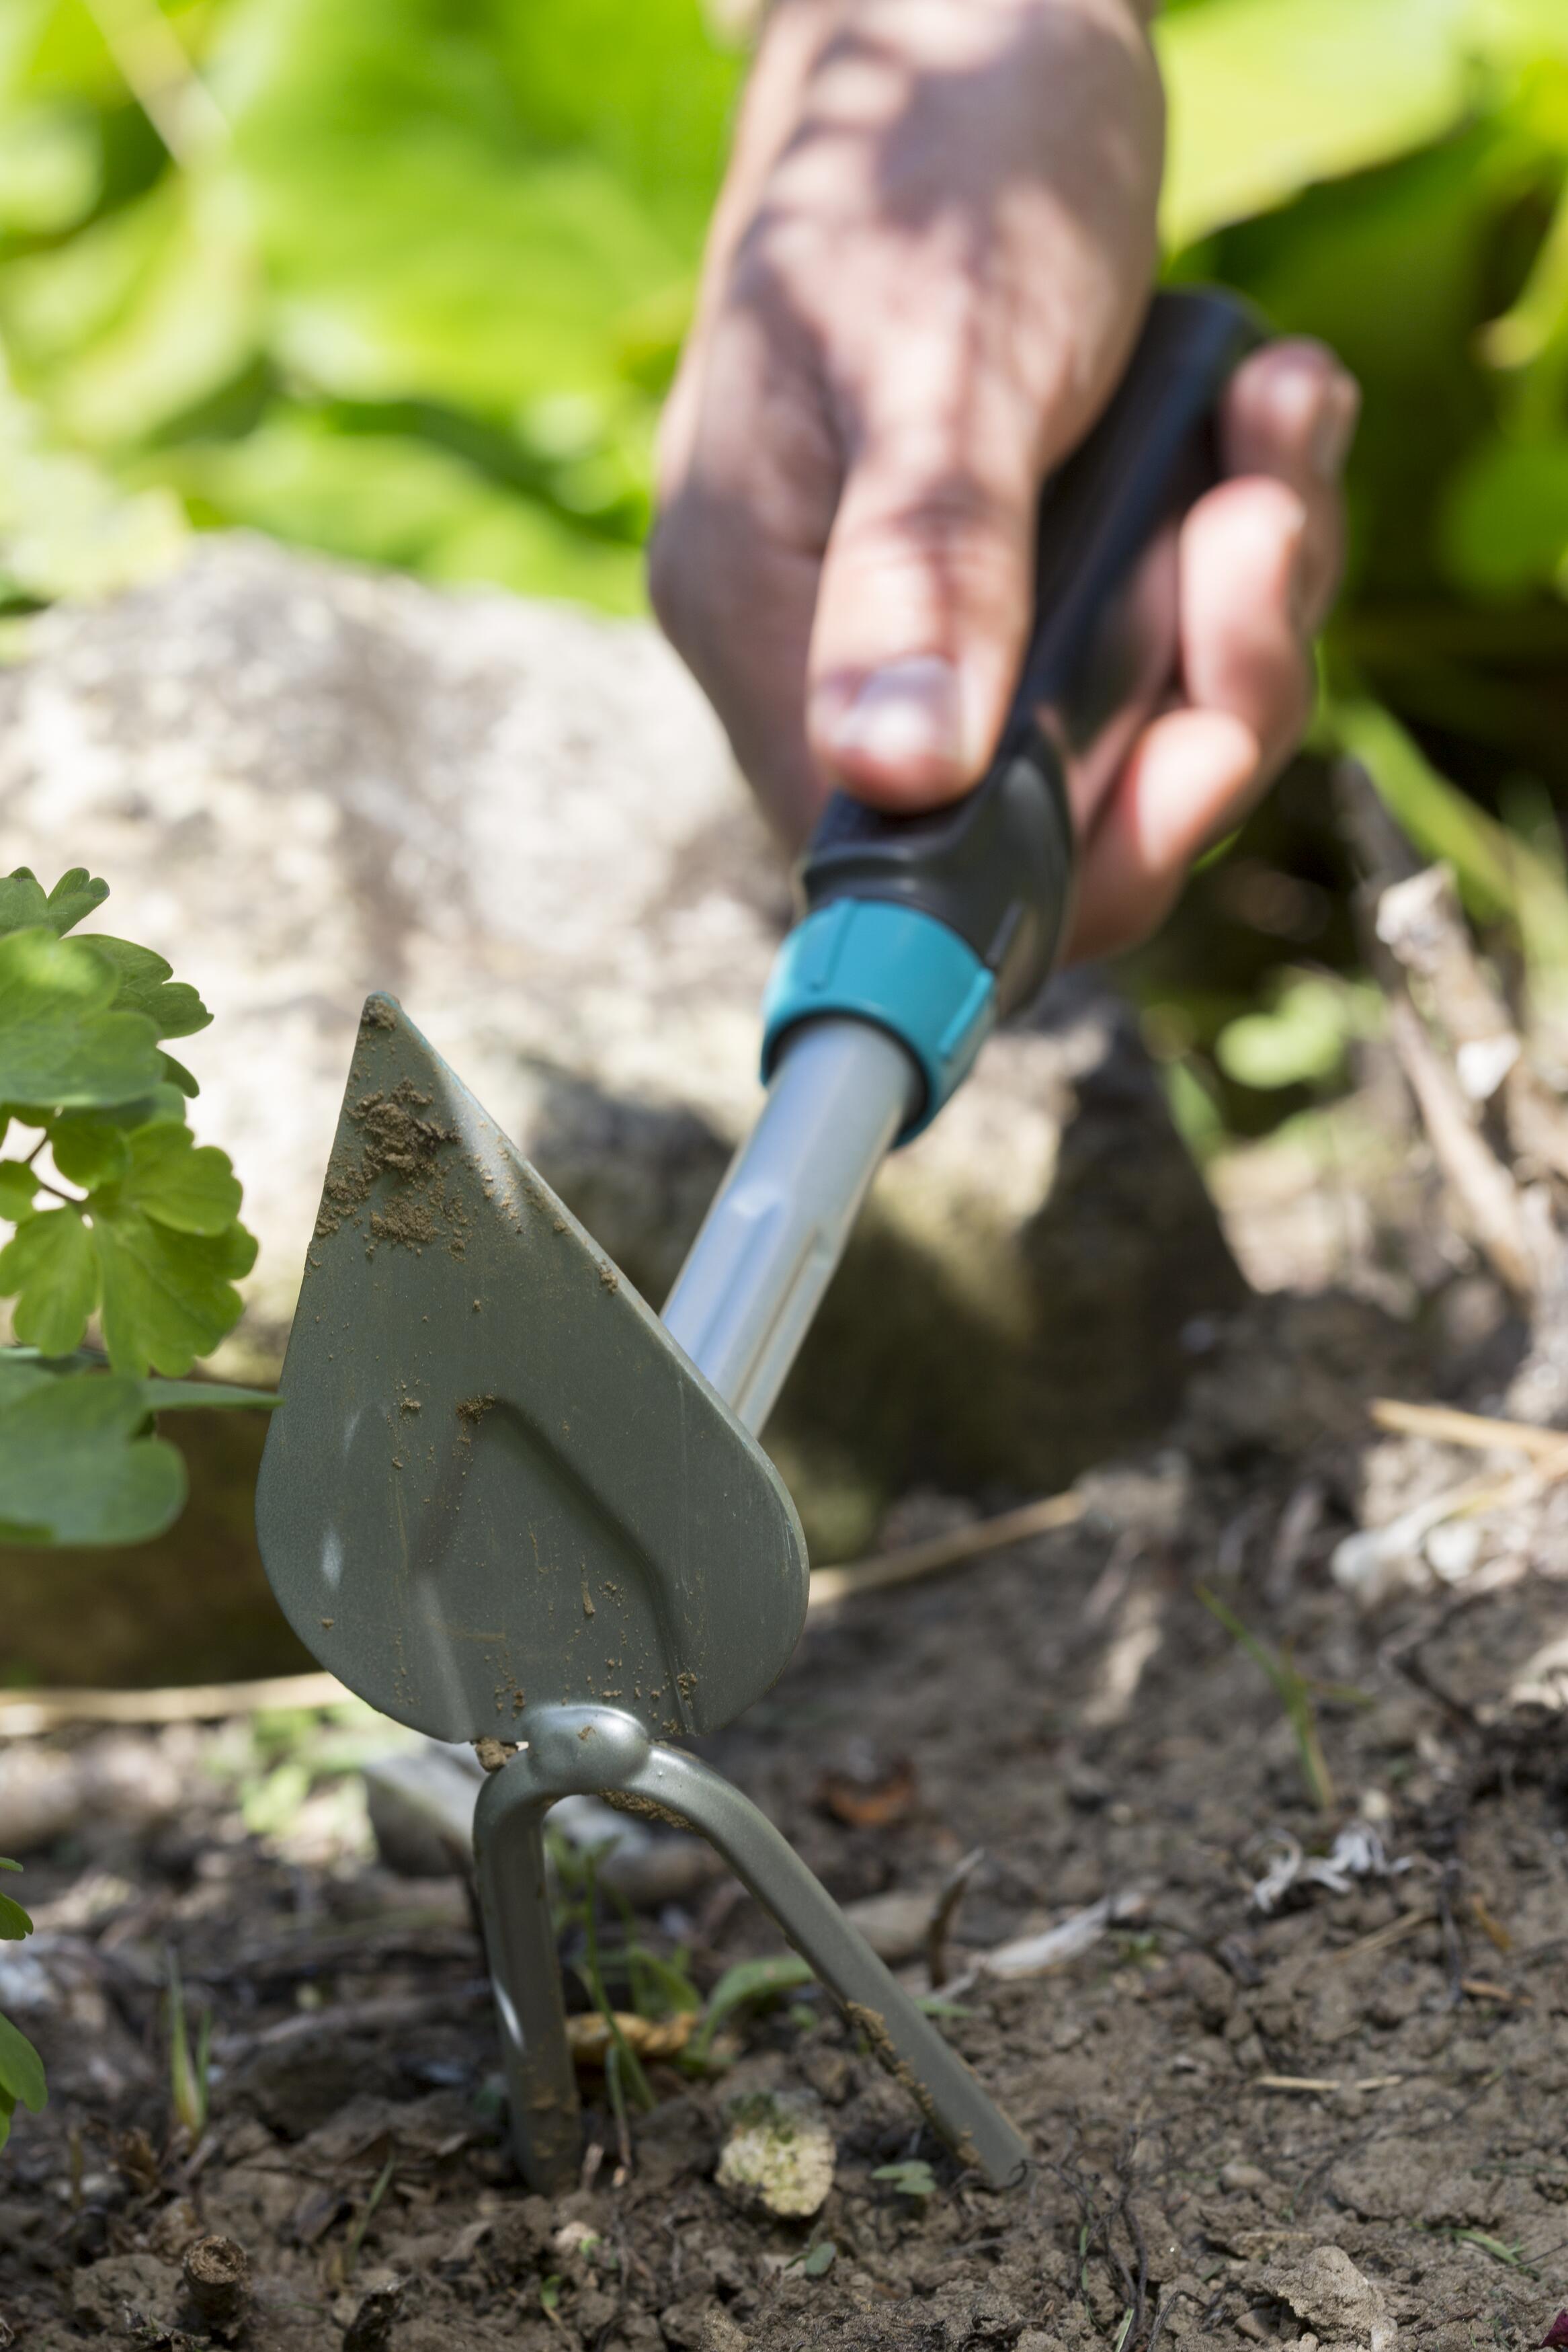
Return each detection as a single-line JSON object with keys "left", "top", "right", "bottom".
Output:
{"left": 3, "top": 1286, "right": 1568, "bottom": 2352}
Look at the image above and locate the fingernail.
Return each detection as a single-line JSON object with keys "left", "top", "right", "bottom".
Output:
{"left": 1311, "top": 376, "right": 1361, "bottom": 481}
{"left": 825, "top": 655, "right": 962, "bottom": 776}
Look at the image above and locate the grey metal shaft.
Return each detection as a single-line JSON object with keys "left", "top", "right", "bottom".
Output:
{"left": 474, "top": 1704, "right": 1030, "bottom": 2191}
{"left": 661, "top": 1018, "right": 917, "bottom": 1430}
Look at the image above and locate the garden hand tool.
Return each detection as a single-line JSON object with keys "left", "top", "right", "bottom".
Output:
{"left": 255, "top": 287, "right": 1258, "bottom": 2195}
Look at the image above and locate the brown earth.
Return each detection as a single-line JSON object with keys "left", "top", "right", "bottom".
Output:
{"left": 3, "top": 1287, "right": 1567, "bottom": 2352}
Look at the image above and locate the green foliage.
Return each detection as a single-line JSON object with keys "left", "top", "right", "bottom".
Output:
{"left": 0, "top": 1861, "right": 46, "bottom": 2154}
{"left": 688, "top": 1952, "right": 816, "bottom": 2063}
{"left": 1196, "top": 1584, "right": 1370, "bottom": 1814}
{"left": 0, "top": 0, "right": 745, "bottom": 610}
{"left": 165, "top": 1949, "right": 210, "bottom": 2143}
{"left": 0, "top": 864, "right": 268, "bottom": 1548}
{"left": 0, "top": 0, "right": 1565, "bottom": 1149}
{"left": 1215, "top": 971, "right": 1380, "bottom": 1092}
{"left": 872, "top": 2158, "right": 939, "bottom": 2201}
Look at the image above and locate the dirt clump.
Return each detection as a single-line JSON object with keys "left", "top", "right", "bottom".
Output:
{"left": 316, "top": 1077, "right": 458, "bottom": 1246}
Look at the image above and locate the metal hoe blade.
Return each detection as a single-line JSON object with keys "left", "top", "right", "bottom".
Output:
{"left": 257, "top": 998, "right": 1028, "bottom": 2192}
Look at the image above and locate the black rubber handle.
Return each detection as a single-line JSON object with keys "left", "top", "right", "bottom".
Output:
{"left": 796, "top": 286, "right": 1263, "bottom": 1018}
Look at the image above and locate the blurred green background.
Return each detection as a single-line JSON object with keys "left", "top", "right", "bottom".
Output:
{"left": 1, "top": 0, "right": 1567, "bottom": 1138}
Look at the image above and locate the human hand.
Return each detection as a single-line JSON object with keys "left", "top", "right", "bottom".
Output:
{"left": 651, "top": 0, "right": 1358, "bottom": 963}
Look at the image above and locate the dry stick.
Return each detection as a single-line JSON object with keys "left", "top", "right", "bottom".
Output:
{"left": 808, "top": 1490, "right": 1083, "bottom": 1608}
{"left": 1324, "top": 1908, "right": 1439, "bottom": 1969}
{"left": 0, "top": 1492, "right": 1085, "bottom": 1735}
{"left": 0, "top": 1668, "right": 354, "bottom": 1736}
{"left": 1384, "top": 988, "right": 1538, "bottom": 1299}
{"left": 1253, "top": 2074, "right": 1405, "bottom": 2095}
{"left": 1370, "top": 1396, "right": 1568, "bottom": 1465}
{"left": 925, "top": 1847, "right": 984, "bottom": 1991}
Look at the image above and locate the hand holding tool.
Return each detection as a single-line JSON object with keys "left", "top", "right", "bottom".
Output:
{"left": 256, "top": 288, "right": 1258, "bottom": 2193}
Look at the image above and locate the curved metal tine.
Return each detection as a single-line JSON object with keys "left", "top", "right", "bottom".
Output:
{"left": 473, "top": 1782, "right": 581, "bottom": 2192}
{"left": 474, "top": 1711, "right": 1030, "bottom": 2193}
{"left": 630, "top": 1743, "right": 1030, "bottom": 2190}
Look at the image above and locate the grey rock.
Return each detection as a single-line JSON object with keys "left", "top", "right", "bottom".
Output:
{"left": 0, "top": 536, "right": 1241, "bottom": 1535}
{"left": 333, "top": 2267, "right": 405, "bottom": 2352}
{"left": 0, "top": 1732, "right": 183, "bottom": 1854}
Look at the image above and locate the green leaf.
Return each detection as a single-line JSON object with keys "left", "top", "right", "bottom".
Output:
{"left": 0, "top": 1369, "right": 185, "bottom": 1543}
{"left": 1215, "top": 974, "right": 1378, "bottom": 1092}
{"left": 0, "top": 1890, "right": 33, "bottom": 1941}
{"left": 0, "top": 928, "right": 163, "bottom": 1110}
{"left": 0, "top": 866, "right": 108, "bottom": 940}
{"left": 99, "top": 1083, "right": 194, "bottom": 1132}
{"left": 690, "top": 1953, "right": 815, "bottom": 2061}
{"left": 1157, "top": 0, "right": 1481, "bottom": 249}
{"left": 0, "top": 1160, "right": 40, "bottom": 1218}
{"left": 140, "top": 1376, "right": 278, "bottom": 1412}
{"left": 0, "top": 873, "right": 52, "bottom": 936}
{"left": 872, "top": 2160, "right": 938, "bottom": 2200}
{"left": 0, "top": 1207, "right": 97, "bottom": 1355}
{"left": 0, "top": 1351, "right": 56, "bottom": 1408}
{"left": 83, "top": 936, "right": 212, "bottom": 1042}
{"left": 1438, "top": 431, "right": 1568, "bottom": 598}
{"left": 110, "top": 1122, "right": 243, "bottom": 1236}
{"left": 92, "top": 1210, "right": 256, "bottom": 1378}
{"left": 160, "top": 1053, "right": 200, "bottom": 1100}
{"left": 0, "top": 2009, "right": 47, "bottom": 2117}
{"left": 1331, "top": 698, "right": 1522, "bottom": 920}
{"left": 799, "top": 2242, "right": 837, "bottom": 2278}
{"left": 49, "top": 1114, "right": 128, "bottom": 1190}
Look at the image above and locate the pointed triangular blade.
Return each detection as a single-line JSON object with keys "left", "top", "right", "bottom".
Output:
{"left": 255, "top": 997, "right": 809, "bottom": 1744}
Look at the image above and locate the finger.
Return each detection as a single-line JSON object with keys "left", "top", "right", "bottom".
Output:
{"left": 1064, "top": 471, "right": 1316, "bottom": 961}
{"left": 1179, "top": 473, "right": 1315, "bottom": 774}
{"left": 1065, "top": 705, "right": 1259, "bottom": 961}
{"left": 1221, "top": 337, "right": 1358, "bottom": 631}
{"left": 649, "top": 300, "right": 844, "bottom": 846}
{"left": 802, "top": 232, "right": 1154, "bottom": 813}
{"left": 802, "top": 354, "right": 1045, "bottom": 809}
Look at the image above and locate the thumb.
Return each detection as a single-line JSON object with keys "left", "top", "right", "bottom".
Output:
{"left": 804, "top": 387, "right": 1041, "bottom": 812}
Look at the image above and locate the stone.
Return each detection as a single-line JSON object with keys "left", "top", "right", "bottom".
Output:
{"left": 0, "top": 537, "right": 1242, "bottom": 1539}
{"left": 714, "top": 2087, "right": 835, "bottom": 2218}
{"left": 1264, "top": 2246, "right": 1396, "bottom": 2352}
{"left": 70, "top": 2252, "right": 182, "bottom": 2337}
{"left": 332, "top": 2267, "right": 405, "bottom": 2352}
{"left": 658, "top": 2296, "right": 748, "bottom": 2352}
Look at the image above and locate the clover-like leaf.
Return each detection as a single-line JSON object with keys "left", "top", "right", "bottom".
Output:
{"left": 0, "top": 1861, "right": 32, "bottom": 1945}
{"left": 141, "top": 1377, "right": 278, "bottom": 1412}
{"left": 112, "top": 1122, "right": 243, "bottom": 1237}
{"left": 0, "top": 2009, "right": 48, "bottom": 2150}
{"left": 84, "top": 935, "right": 212, "bottom": 1042}
{"left": 0, "top": 866, "right": 108, "bottom": 940}
{"left": 0, "top": 1353, "right": 58, "bottom": 1408}
{"left": 0, "top": 1368, "right": 185, "bottom": 1543}
{"left": 93, "top": 1210, "right": 257, "bottom": 1377}
{"left": 0, "top": 928, "right": 163, "bottom": 1110}
{"left": 99, "top": 1082, "right": 192, "bottom": 1132}
{"left": 0, "top": 1207, "right": 98, "bottom": 1356}
{"left": 0, "top": 1160, "right": 40, "bottom": 1219}
{"left": 49, "top": 1115, "right": 130, "bottom": 1191}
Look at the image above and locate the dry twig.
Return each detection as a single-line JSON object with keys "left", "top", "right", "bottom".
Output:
{"left": 1370, "top": 1397, "right": 1568, "bottom": 1465}
{"left": 0, "top": 1494, "right": 1087, "bottom": 1739}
